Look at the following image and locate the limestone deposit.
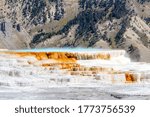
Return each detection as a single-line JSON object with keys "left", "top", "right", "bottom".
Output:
{"left": 0, "top": 49, "right": 150, "bottom": 83}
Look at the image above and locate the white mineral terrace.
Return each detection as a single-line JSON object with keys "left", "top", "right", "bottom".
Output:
{"left": 0, "top": 48, "right": 150, "bottom": 83}
{"left": 0, "top": 48, "right": 150, "bottom": 99}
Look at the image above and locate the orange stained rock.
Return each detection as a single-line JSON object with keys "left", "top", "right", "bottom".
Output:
{"left": 125, "top": 73, "right": 135, "bottom": 82}
{"left": 2, "top": 51, "right": 111, "bottom": 62}
{"left": 48, "top": 52, "right": 59, "bottom": 59}
{"left": 47, "top": 52, "right": 77, "bottom": 63}
{"left": 42, "top": 63, "right": 52, "bottom": 67}
{"left": 3, "top": 51, "right": 77, "bottom": 63}
{"left": 92, "top": 71, "right": 98, "bottom": 74}
{"left": 65, "top": 53, "right": 78, "bottom": 59}
{"left": 35, "top": 52, "right": 49, "bottom": 60}
{"left": 70, "top": 71, "right": 80, "bottom": 76}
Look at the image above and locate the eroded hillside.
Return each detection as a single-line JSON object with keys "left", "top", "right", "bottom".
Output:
{"left": 0, "top": 0, "right": 150, "bottom": 62}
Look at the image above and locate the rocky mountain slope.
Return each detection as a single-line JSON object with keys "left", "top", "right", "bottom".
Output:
{"left": 0, "top": 0, "right": 150, "bottom": 62}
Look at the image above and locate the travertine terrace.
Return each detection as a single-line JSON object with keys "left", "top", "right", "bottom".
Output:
{"left": 0, "top": 49, "right": 150, "bottom": 84}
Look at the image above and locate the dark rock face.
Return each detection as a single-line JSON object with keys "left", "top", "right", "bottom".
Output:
{"left": 112, "top": 0, "right": 129, "bottom": 19}
{"left": 0, "top": 22, "right": 6, "bottom": 34}
{"left": 5, "top": 0, "right": 65, "bottom": 26}
{"left": 137, "top": 0, "right": 150, "bottom": 4}
{"left": 54, "top": 0, "right": 64, "bottom": 20}
{"left": 145, "top": 18, "right": 150, "bottom": 25}
{"left": 22, "top": 0, "right": 47, "bottom": 25}
{"left": 16, "top": 24, "right": 21, "bottom": 32}
{"left": 22, "top": 0, "right": 64, "bottom": 25}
